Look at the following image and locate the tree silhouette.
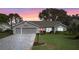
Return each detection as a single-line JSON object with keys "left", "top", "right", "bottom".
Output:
{"left": 8, "top": 13, "right": 23, "bottom": 29}
{"left": 0, "top": 13, "right": 9, "bottom": 23}
{"left": 39, "top": 8, "right": 67, "bottom": 21}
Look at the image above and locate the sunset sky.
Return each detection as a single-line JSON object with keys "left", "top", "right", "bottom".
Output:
{"left": 0, "top": 8, "right": 79, "bottom": 21}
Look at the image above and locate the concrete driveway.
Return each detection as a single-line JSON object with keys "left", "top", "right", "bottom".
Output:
{"left": 0, "top": 33, "right": 36, "bottom": 50}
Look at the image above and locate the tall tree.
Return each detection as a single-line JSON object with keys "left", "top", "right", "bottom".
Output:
{"left": 14, "top": 13, "right": 23, "bottom": 23}
{"left": 39, "top": 8, "right": 67, "bottom": 21}
{"left": 8, "top": 13, "right": 14, "bottom": 29}
{"left": 0, "top": 13, "right": 9, "bottom": 23}
{"left": 8, "top": 13, "right": 23, "bottom": 29}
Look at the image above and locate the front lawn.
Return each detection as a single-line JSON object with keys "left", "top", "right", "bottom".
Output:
{"left": 32, "top": 33, "right": 79, "bottom": 50}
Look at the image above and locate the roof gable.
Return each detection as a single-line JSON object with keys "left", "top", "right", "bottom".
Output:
{"left": 13, "top": 21, "right": 38, "bottom": 28}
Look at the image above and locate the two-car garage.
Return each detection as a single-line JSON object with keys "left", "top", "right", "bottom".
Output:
{"left": 15, "top": 28, "right": 36, "bottom": 34}
{"left": 13, "top": 22, "right": 37, "bottom": 35}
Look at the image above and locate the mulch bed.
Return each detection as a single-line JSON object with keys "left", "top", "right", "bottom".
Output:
{"left": 33, "top": 41, "right": 45, "bottom": 46}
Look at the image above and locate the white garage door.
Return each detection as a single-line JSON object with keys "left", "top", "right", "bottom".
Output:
{"left": 16, "top": 28, "right": 36, "bottom": 34}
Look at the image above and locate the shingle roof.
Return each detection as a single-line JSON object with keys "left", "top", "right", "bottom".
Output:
{"left": 28, "top": 21, "right": 66, "bottom": 28}
{"left": 13, "top": 21, "right": 66, "bottom": 28}
{"left": 13, "top": 21, "right": 39, "bottom": 28}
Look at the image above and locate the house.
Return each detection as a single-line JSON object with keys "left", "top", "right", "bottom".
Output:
{"left": 0, "top": 23, "right": 11, "bottom": 31}
{"left": 28, "top": 21, "right": 67, "bottom": 33}
{"left": 12, "top": 21, "right": 67, "bottom": 34}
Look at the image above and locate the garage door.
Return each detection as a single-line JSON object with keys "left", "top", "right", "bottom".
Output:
{"left": 22, "top": 28, "right": 36, "bottom": 34}
{"left": 16, "top": 28, "right": 36, "bottom": 34}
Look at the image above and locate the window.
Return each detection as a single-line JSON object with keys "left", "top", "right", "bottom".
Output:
{"left": 57, "top": 26, "right": 64, "bottom": 31}
{"left": 46, "top": 28, "right": 52, "bottom": 32}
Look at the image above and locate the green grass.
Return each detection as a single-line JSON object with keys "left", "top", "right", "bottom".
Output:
{"left": 32, "top": 33, "right": 79, "bottom": 50}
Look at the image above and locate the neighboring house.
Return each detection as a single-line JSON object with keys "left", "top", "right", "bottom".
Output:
{"left": 28, "top": 21, "right": 67, "bottom": 33}
{"left": 0, "top": 23, "right": 11, "bottom": 31}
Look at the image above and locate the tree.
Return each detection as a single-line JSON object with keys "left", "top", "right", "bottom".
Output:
{"left": 68, "top": 22, "right": 78, "bottom": 34}
{"left": 14, "top": 13, "right": 23, "bottom": 23}
{"left": 8, "top": 13, "right": 14, "bottom": 29}
{"left": 39, "top": 8, "right": 67, "bottom": 21}
{"left": 60, "top": 15, "right": 72, "bottom": 26}
{"left": 0, "top": 13, "right": 9, "bottom": 23}
{"left": 8, "top": 13, "right": 23, "bottom": 29}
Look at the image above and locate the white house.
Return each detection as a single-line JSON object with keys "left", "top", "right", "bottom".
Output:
{"left": 0, "top": 23, "right": 11, "bottom": 31}
{"left": 28, "top": 21, "right": 67, "bottom": 33}
{"left": 12, "top": 21, "right": 67, "bottom": 34}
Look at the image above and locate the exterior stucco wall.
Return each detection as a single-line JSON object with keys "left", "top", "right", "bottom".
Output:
{"left": 13, "top": 22, "right": 38, "bottom": 34}
{"left": 55, "top": 26, "right": 67, "bottom": 32}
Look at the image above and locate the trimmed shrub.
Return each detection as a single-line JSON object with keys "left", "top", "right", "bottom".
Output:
{"left": 74, "top": 34, "right": 79, "bottom": 39}
{"left": 4, "top": 29, "right": 13, "bottom": 34}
